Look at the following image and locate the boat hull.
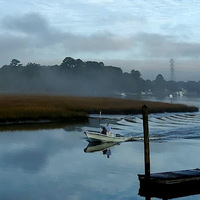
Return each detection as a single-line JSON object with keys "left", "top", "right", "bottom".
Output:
{"left": 84, "top": 131, "right": 131, "bottom": 143}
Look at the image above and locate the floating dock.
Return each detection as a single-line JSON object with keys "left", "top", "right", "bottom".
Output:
{"left": 138, "top": 168, "right": 200, "bottom": 199}
{"left": 138, "top": 105, "right": 200, "bottom": 199}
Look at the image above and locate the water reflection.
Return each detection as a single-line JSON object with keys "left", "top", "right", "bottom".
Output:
{"left": 0, "top": 121, "right": 88, "bottom": 132}
{"left": 102, "top": 148, "right": 111, "bottom": 158}
{"left": 0, "top": 96, "right": 199, "bottom": 200}
{"left": 0, "top": 126, "right": 200, "bottom": 199}
{"left": 84, "top": 142, "right": 119, "bottom": 158}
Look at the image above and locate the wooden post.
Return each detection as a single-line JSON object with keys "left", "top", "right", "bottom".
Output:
{"left": 142, "top": 105, "right": 150, "bottom": 179}
{"left": 99, "top": 111, "right": 101, "bottom": 124}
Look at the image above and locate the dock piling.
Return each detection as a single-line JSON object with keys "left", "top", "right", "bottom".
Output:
{"left": 142, "top": 105, "right": 150, "bottom": 179}
{"left": 139, "top": 105, "right": 200, "bottom": 199}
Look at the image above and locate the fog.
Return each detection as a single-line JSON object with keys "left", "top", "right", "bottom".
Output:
{"left": 0, "top": 57, "right": 199, "bottom": 98}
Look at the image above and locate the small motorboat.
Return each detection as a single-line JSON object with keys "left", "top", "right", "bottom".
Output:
{"left": 84, "top": 131, "right": 133, "bottom": 143}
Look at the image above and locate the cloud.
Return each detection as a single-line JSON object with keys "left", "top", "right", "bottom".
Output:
{"left": 0, "top": 34, "right": 29, "bottom": 52}
{"left": 2, "top": 148, "right": 47, "bottom": 172}
{"left": 0, "top": 12, "right": 200, "bottom": 81}
{"left": 2, "top": 13, "right": 200, "bottom": 57}
{"left": 63, "top": 33, "right": 134, "bottom": 52}
{"left": 2, "top": 13, "right": 49, "bottom": 35}
{"left": 0, "top": 13, "right": 135, "bottom": 65}
{"left": 0, "top": 129, "right": 78, "bottom": 172}
{"left": 2, "top": 12, "right": 200, "bottom": 58}
{"left": 133, "top": 33, "right": 200, "bottom": 59}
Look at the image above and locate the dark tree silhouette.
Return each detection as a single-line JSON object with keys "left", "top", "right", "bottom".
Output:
{"left": 0, "top": 57, "right": 199, "bottom": 97}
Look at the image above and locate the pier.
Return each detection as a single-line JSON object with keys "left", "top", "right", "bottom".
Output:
{"left": 138, "top": 105, "right": 200, "bottom": 199}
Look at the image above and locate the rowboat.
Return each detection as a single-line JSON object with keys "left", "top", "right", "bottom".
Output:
{"left": 84, "top": 131, "right": 132, "bottom": 143}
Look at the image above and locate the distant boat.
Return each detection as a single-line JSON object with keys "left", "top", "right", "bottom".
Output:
{"left": 120, "top": 92, "right": 126, "bottom": 97}
{"left": 84, "top": 131, "right": 137, "bottom": 143}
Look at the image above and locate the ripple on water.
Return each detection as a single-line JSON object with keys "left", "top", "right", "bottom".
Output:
{"left": 89, "top": 112, "right": 200, "bottom": 141}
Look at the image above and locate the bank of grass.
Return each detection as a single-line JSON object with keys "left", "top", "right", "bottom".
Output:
{"left": 0, "top": 94, "right": 198, "bottom": 123}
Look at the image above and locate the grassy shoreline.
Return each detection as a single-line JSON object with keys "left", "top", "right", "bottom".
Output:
{"left": 0, "top": 94, "right": 198, "bottom": 124}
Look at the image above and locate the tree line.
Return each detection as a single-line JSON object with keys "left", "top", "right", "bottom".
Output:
{"left": 0, "top": 57, "right": 200, "bottom": 97}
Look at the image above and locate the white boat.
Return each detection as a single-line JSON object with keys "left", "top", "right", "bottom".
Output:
{"left": 84, "top": 131, "right": 132, "bottom": 143}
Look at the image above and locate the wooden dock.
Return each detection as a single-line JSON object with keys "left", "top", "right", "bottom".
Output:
{"left": 138, "top": 105, "right": 200, "bottom": 199}
{"left": 138, "top": 168, "right": 200, "bottom": 199}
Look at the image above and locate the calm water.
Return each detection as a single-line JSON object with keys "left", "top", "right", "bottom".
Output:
{"left": 1, "top": 97, "right": 200, "bottom": 200}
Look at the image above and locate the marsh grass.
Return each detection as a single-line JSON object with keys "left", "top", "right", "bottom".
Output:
{"left": 0, "top": 94, "right": 198, "bottom": 123}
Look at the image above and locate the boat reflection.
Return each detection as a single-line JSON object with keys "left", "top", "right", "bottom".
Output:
{"left": 84, "top": 142, "right": 119, "bottom": 158}
{"left": 102, "top": 148, "right": 111, "bottom": 158}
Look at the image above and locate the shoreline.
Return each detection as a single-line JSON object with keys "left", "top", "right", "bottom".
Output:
{"left": 0, "top": 94, "right": 198, "bottom": 125}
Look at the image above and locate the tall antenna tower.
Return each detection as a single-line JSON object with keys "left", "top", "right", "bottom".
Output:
{"left": 169, "top": 59, "right": 175, "bottom": 81}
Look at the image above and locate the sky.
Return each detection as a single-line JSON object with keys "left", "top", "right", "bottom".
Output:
{"left": 0, "top": 0, "right": 200, "bottom": 81}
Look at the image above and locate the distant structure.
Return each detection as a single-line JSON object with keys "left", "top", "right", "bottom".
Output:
{"left": 169, "top": 59, "right": 176, "bottom": 81}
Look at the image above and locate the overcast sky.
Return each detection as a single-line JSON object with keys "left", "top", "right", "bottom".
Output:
{"left": 0, "top": 0, "right": 200, "bottom": 81}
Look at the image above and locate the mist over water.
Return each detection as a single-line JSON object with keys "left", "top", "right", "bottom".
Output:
{"left": 1, "top": 58, "right": 200, "bottom": 99}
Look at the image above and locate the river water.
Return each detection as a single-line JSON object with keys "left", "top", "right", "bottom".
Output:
{"left": 0, "top": 96, "right": 200, "bottom": 200}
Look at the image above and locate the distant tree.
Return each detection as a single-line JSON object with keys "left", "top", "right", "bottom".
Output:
{"left": 105, "top": 66, "right": 123, "bottom": 75}
{"left": 186, "top": 81, "right": 199, "bottom": 92}
{"left": 26, "top": 62, "right": 40, "bottom": 68}
{"left": 1, "top": 65, "right": 9, "bottom": 69}
{"left": 176, "top": 81, "right": 186, "bottom": 91}
{"left": 22, "top": 62, "right": 41, "bottom": 79}
{"left": 166, "top": 81, "right": 178, "bottom": 93}
{"left": 155, "top": 74, "right": 165, "bottom": 82}
{"left": 99, "top": 62, "right": 104, "bottom": 67}
{"left": 10, "top": 59, "right": 21, "bottom": 67}
{"left": 144, "top": 80, "right": 153, "bottom": 92}
{"left": 131, "top": 70, "right": 141, "bottom": 79}
{"left": 130, "top": 69, "right": 144, "bottom": 93}
{"left": 0, "top": 56, "right": 162, "bottom": 97}
{"left": 84, "top": 61, "right": 103, "bottom": 71}
{"left": 75, "top": 59, "right": 84, "bottom": 69}
{"left": 153, "top": 74, "right": 166, "bottom": 96}
{"left": 61, "top": 57, "right": 76, "bottom": 68}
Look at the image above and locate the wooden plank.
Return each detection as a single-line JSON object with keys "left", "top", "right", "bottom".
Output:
{"left": 152, "top": 169, "right": 200, "bottom": 178}
{"left": 139, "top": 169, "right": 200, "bottom": 184}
